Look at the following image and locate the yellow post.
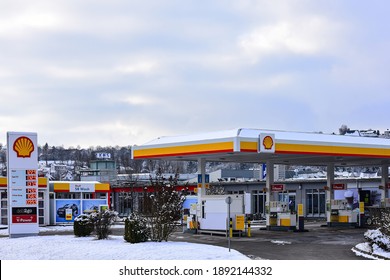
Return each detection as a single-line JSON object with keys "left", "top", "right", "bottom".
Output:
{"left": 229, "top": 218, "right": 233, "bottom": 238}
{"left": 247, "top": 219, "right": 251, "bottom": 237}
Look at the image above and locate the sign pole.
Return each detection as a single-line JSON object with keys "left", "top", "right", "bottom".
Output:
{"left": 225, "top": 196, "right": 232, "bottom": 252}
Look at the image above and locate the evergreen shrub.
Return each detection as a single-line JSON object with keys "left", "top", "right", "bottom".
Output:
{"left": 73, "top": 214, "right": 94, "bottom": 237}
{"left": 124, "top": 213, "right": 149, "bottom": 243}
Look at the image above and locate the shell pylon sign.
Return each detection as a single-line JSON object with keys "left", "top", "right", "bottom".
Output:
{"left": 13, "top": 136, "right": 35, "bottom": 158}
{"left": 7, "top": 132, "right": 39, "bottom": 238}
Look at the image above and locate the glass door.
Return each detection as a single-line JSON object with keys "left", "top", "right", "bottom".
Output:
{"left": 306, "top": 189, "right": 326, "bottom": 217}
{"left": 252, "top": 190, "right": 266, "bottom": 220}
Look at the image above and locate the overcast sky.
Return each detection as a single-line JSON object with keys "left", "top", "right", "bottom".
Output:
{"left": 1, "top": 0, "right": 389, "bottom": 148}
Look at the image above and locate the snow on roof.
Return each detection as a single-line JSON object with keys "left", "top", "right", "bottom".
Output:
{"left": 140, "top": 128, "right": 240, "bottom": 146}
{"left": 136, "top": 128, "right": 390, "bottom": 148}
{"left": 131, "top": 128, "right": 390, "bottom": 165}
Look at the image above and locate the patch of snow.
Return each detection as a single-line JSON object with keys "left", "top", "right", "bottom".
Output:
{"left": 353, "top": 242, "right": 390, "bottom": 260}
{"left": 271, "top": 240, "right": 292, "bottom": 245}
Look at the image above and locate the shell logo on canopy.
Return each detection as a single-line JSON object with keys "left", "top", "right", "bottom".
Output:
{"left": 13, "top": 136, "right": 35, "bottom": 158}
{"left": 258, "top": 133, "right": 275, "bottom": 153}
{"left": 263, "top": 136, "right": 274, "bottom": 150}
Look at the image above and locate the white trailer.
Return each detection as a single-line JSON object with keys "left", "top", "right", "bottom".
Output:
{"left": 198, "top": 194, "right": 245, "bottom": 231}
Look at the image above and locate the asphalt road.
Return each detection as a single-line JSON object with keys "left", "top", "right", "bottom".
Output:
{"left": 168, "top": 221, "right": 368, "bottom": 260}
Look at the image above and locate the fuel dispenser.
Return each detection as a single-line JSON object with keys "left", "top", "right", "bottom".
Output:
{"left": 266, "top": 184, "right": 297, "bottom": 230}
{"left": 329, "top": 190, "right": 359, "bottom": 225}
{"left": 267, "top": 201, "right": 297, "bottom": 228}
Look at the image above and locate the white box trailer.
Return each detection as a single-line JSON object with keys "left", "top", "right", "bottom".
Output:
{"left": 198, "top": 194, "right": 245, "bottom": 231}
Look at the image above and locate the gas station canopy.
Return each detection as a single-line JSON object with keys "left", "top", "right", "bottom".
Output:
{"left": 132, "top": 128, "right": 390, "bottom": 166}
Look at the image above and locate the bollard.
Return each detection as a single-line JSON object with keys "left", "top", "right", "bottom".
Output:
{"left": 229, "top": 218, "right": 233, "bottom": 238}
{"left": 247, "top": 219, "right": 251, "bottom": 237}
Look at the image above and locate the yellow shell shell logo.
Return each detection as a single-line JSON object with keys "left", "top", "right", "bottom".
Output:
{"left": 13, "top": 136, "right": 35, "bottom": 158}
{"left": 262, "top": 136, "right": 274, "bottom": 150}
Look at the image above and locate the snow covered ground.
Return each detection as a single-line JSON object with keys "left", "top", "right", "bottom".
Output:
{"left": 2, "top": 225, "right": 389, "bottom": 280}
{"left": 0, "top": 226, "right": 248, "bottom": 260}
{"left": 1, "top": 225, "right": 389, "bottom": 260}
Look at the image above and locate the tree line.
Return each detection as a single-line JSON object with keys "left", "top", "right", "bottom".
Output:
{"left": 0, "top": 143, "right": 201, "bottom": 174}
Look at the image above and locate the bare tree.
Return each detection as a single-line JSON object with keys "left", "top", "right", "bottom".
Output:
{"left": 339, "top": 124, "right": 349, "bottom": 135}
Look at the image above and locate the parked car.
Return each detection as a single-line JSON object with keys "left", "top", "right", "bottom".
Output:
{"left": 57, "top": 203, "right": 79, "bottom": 218}
{"left": 83, "top": 205, "right": 99, "bottom": 214}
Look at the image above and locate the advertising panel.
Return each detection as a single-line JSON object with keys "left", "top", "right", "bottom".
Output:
{"left": 82, "top": 199, "right": 107, "bottom": 214}
{"left": 55, "top": 199, "right": 81, "bottom": 223}
{"left": 7, "top": 132, "right": 39, "bottom": 237}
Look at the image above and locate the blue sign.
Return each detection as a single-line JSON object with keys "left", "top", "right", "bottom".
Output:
{"left": 197, "top": 174, "right": 209, "bottom": 183}
{"left": 262, "top": 164, "right": 267, "bottom": 179}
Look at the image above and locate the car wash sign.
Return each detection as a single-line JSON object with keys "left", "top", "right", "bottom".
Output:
{"left": 7, "top": 132, "right": 39, "bottom": 237}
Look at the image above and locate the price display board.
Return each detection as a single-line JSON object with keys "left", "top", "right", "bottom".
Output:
{"left": 7, "top": 132, "right": 39, "bottom": 237}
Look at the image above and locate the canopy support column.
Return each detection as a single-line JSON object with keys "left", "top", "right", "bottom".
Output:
{"left": 197, "top": 158, "right": 206, "bottom": 197}
{"left": 265, "top": 161, "right": 274, "bottom": 229}
{"left": 381, "top": 164, "right": 389, "bottom": 207}
{"left": 326, "top": 163, "right": 335, "bottom": 226}
{"left": 196, "top": 158, "right": 206, "bottom": 229}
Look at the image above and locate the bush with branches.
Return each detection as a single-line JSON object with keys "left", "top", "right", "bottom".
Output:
{"left": 123, "top": 170, "right": 185, "bottom": 243}
{"left": 91, "top": 210, "right": 118, "bottom": 240}
{"left": 144, "top": 171, "right": 185, "bottom": 242}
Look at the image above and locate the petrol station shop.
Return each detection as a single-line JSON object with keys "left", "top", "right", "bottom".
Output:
{"left": 1, "top": 178, "right": 110, "bottom": 226}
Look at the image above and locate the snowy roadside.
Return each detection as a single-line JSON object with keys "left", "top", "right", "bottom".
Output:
{"left": 351, "top": 228, "right": 390, "bottom": 260}
{"left": 0, "top": 225, "right": 249, "bottom": 260}
{"left": 0, "top": 235, "right": 249, "bottom": 260}
{"left": 352, "top": 242, "right": 390, "bottom": 260}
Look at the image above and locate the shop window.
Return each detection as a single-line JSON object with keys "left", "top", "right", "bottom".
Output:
{"left": 0, "top": 192, "right": 7, "bottom": 225}
{"left": 56, "top": 193, "right": 80, "bottom": 199}
{"left": 1, "top": 209, "right": 7, "bottom": 225}
{"left": 97, "top": 193, "right": 107, "bottom": 199}
{"left": 227, "top": 190, "right": 244, "bottom": 194}
{"left": 306, "top": 189, "right": 326, "bottom": 217}
{"left": 83, "top": 193, "right": 92, "bottom": 199}
{"left": 252, "top": 190, "right": 267, "bottom": 220}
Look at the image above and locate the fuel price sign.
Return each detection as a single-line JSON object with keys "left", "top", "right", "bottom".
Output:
{"left": 7, "top": 132, "right": 39, "bottom": 237}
